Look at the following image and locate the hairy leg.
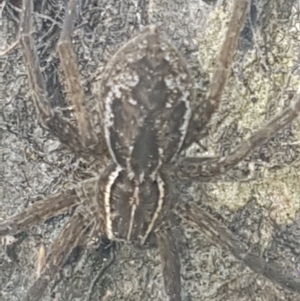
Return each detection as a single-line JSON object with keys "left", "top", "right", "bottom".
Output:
{"left": 20, "top": 0, "right": 103, "bottom": 159}
{"left": 24, "top": 210, "right": 90, "bottom": 301}
{"left": 174, "top": 97, "right": 300, "bottom": 179}
{"left": 183, "top": 203, "right": 300, "bottom": 293}
{"left": 156, "top": 220, "right": 181, "bottom": 301}
{"left": 0, "top": 188, "right": 79, "bottom": 236}
{"left": 57, "top": 0, "right": 98, "bottom": 149}
{"left": 0, "top": 174, "right": 99, "bottom": 236}
{"left": 183, "top": 0, "right": 250, "bottom": 148}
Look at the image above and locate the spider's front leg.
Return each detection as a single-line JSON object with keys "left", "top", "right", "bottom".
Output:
{"left": 23, "top": 209, "right": 90, "bottom": 301}
{"left": 183, "top": 203, "right": 300, "bottom": 293}
{"left": 156, "top": 217, "right": 181, "bottom": 301}
{"left": 20, "top": 0, "right": 104, "bottom": 159}
{"left": 0, "top": 174, "right": 103, "bottom": 300}
{"left": 0, "top": 190, "right": 86, "bottom": 301}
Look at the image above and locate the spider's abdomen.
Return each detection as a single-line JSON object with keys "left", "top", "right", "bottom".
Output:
{"left": 101, "top": 26, "right": 193, "bottom": 181}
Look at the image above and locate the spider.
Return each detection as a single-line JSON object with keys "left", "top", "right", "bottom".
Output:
{"left": 2, "top": 0, "right": 300, "bottom": 300}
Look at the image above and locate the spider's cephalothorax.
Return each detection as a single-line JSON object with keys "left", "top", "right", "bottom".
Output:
{"left": 101, "top": 26, "right": 192, "bottom": 243}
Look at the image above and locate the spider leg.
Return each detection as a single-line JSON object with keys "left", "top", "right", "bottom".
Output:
{"left": 183, "top": 0, "right": 250, "bottom": 148}
{"left": 0, "top": 188, "right": 79, "bottom": 236}
{"left": 20, "top": 0, "right": 103, "bottom": 159}
{"left": 0, "top": 175, "right": 99, "bottom": 237}
{"left": 23, "top": 209, "right": 91, "bottom": 301}
{"left": 175, "top": 97, "right": 300, "bottom": 179}
{"left": 57, "top": 0, "right": 98, "bottom": 149}
{"left": 184, "top": 203, "right": 300, "bottom": 293}
{"left": 156, "top": 221, "right": 181, "bottom": 301}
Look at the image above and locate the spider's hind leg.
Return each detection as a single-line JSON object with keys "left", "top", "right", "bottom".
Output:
{"left": 56, "top": 0, "right": 99, "bottom": 149}
{"left": 20, "top": 0, "right": 103, "bottom": 159}
{"left": 183, "top": 0, "right": 250, "bottom": 149}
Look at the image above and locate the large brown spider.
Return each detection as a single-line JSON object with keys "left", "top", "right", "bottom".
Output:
{"left": 2, "top": 0, "right": 300, "bottom": 300}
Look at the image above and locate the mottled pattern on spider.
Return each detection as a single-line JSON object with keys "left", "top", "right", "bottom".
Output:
{"left": 2, "top": 0, "right": 300, "bottom": 300}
